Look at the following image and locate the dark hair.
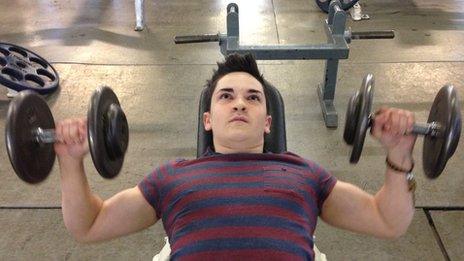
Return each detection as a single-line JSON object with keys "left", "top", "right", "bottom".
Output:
{"left": 204, "top": 53, "right": 270, "bottom": 113}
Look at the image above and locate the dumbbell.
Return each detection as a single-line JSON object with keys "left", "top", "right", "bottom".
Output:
{"left": 344, "top": 74, "right": 461, "bottom": 179}
{"left": 5, "top": 86, "right": 129, "bottom": 184}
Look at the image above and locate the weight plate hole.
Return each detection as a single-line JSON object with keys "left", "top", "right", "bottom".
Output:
{"left": 1, "top": 67, "right": 23, "bottom": 82}
{"left": 0, "top": 57, "right": 6, "bottom": 67}
{"left": 16, "top": 61, "right": 27, "bottom": 68}
{"left": 25, "top": 74, "right": 45, "bottom": 88}
{"left": 37, "top": 68, "right": 56, "bottom": 81}
{"left": 0, "top": 47, "right": 10, "bottom": 57}
{"left": 8, "top": 47, "right": 28, "bottom": 58}
{"left": 30, "top": 57, "right": 48, "bottom": 69}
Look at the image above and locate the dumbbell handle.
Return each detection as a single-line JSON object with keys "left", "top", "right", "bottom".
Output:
{"left": 174, "top": 34, "right": 220, "bottom": 44}
{"left": 369, "top": 116, "right": 442, "bottom": 137}
{"left": 411, "top": 122, "right": 442, "bottom": 137}
{"left": 34, "top": 127, "right": 57, "bottom": 144}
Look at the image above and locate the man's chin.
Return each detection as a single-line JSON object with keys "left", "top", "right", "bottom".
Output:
{"left": 220, "top": 132, "right": 253, "bottom": 144}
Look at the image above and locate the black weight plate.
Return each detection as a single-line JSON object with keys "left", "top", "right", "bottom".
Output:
{"left": 423, "top": 85, "right": 461, "bottom": 179}
{"left": 0, "top": 42, "right": 59, "bottom": 94}
{"left": 5, "top": 91, "right": 55, "bottom": 183}
{"left": 316, "top": 0, "right": 360, "bottom": 13}
{"left": 344, "top": 90, "right": 360, "bottom": 145}
{"left": 350, "top": 74, "right": 374, "bottom": 163}
{"left": 88, "top": 86, "right": 128, "bottom": 179}
{"left": 105, "top": 103, "right": 129, "bottom": 159}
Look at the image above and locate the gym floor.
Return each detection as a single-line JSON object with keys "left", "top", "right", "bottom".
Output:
{"left": 0, "top": 0, "right": 463, "bottom": 260}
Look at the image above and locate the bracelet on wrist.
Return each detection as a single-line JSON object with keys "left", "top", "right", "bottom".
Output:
{"left": 385, "top": 157, "right": 416, "bottom": 194}
{"left": 385, "top": 157, "right": 414, "bottom": 173}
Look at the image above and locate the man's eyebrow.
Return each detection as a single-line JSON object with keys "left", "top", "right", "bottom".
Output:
{"left": 248, "top": 89, "right": 263, "bottom": 95}
{"left": 216, "top": 87, "right": 263, "bottom": 95}
{"left": 216, "top": 88, "right": 234, "bottom": 93}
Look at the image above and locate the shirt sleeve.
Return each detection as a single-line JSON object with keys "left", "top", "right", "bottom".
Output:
{"left": 138, "top": 161, "right": 178, "bottom": 219}
{"left": 317, "top": 168, "right": 337, "bottom": 211}
{"left": 299, "top": 156, "right": 338, "bottom": 214}
{"left": 309, "top": 162, "right": 337, "bottom": 212}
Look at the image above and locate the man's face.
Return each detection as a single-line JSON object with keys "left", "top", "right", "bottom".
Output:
{"left": 203, "top": 72, "right": 272, "bottom": 151}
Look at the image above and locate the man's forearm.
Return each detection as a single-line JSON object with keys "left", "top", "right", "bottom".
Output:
{"left": 374, "top": 152, "right": 415, "bottom": 238}
{"left": 59, "top": 157, "right": 103, "bottom": 241}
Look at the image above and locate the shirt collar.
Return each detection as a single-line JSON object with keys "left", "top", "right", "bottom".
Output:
{"left": 202, "top": 146, "right": 272, "bottom": 157}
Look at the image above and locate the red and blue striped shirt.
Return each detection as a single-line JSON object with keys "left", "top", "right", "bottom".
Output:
{"left": 138, "top": 149, "right": 337, "bottom": 260}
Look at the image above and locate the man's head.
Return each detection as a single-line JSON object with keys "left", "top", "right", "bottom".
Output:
{"left": 203, "top": 53, "right": 272, "bottom": 153}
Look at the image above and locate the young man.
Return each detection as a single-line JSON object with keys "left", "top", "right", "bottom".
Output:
{"left": 56, "top": 53, "right": 415, "bottom": 260}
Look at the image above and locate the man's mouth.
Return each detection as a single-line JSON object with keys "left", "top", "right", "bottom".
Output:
{"left": 230, "top": 116, "right": 248, "bottom": 123}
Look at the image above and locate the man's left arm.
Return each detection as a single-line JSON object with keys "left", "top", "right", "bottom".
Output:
{"left": 320, "top": 108, "right": 416, "bottom": 239}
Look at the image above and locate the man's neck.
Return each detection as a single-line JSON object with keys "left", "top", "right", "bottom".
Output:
{"left": 213, "top": 141, "right": 264, "bottom": 154}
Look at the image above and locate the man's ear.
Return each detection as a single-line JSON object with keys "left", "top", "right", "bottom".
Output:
{"left": 264, "top": 115, "right": 272, "bottom": 134}
{"left": 203, "top": 112, "right": 212, "bottom": 131}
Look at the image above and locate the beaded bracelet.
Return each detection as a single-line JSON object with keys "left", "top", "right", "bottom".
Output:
{"left": 385, "top": 157, "right": 414, "bottom": 173}
{"left": 385, "top": 157, "right": 416, "bottom": 193}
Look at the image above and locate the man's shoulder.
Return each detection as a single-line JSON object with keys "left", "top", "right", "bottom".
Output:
{"left": 277, "top": 151, "right": 312, "bottom": 165}
{"left": 279, "top": 151, "right": 330, "bottom": 174}
{"left": 280, "top": 151, "right": 305, "bottom": 160}
{"left": 158, "top": 158, "right": 189, "bottom": 169}
{"left": 159, "top": 156, "right": 220, "bottom": 170}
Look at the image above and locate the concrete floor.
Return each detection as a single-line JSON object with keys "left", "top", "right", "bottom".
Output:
{"left": 0, "top": 0, "right": 463, "bottom": 260}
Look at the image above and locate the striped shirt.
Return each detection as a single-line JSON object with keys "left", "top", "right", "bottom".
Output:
{"left": 138, "top": 149, "right": 337, "bottom": 260}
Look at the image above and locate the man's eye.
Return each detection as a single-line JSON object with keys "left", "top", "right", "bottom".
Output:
{"left": 249, "top": 95, "right": 260, "bottom": 101}
{"left": 220, "top": 93, "right": 231, "bottom": 99}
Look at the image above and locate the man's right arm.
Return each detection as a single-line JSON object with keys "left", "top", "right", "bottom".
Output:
{"left": 60, "top": 158, "right": 157, "bottom": 243}
{"left": 57, "top": 119, "right": 158, "bottom": 243}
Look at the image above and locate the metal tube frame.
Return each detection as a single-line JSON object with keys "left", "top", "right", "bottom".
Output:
{"left": 217, "top": 1, "right": 350, "bottom": 128}
{"left": 135, "top": 0, "right": 145, "bottom": 31}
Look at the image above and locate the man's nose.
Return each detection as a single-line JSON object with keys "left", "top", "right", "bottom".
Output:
{"left": 233, "top": 97, "right": 246, "bottom": 111}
